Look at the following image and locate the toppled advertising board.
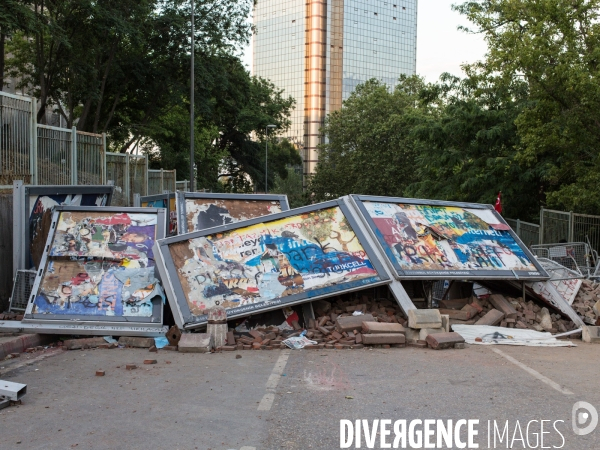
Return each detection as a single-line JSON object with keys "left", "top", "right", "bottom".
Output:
{"left": 12, "top": 181, "right": 114, "bottom": 271}
{"left": 175, "top": 192, "right": 289, "bottom": 234}
{"left": 155, "top": 199, "right": 390, "bottom": 329}
{"left": 350, "top": 195, "right": 548, "bottom": 280}
{"left": 23, "top": 206, "right": 167, "bottom": 328}
{"left": 137, "top": 192, "right": 178, "bottom": 236}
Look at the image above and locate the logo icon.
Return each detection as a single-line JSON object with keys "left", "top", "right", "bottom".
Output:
{"left": 572, "top": 401, "right": 598, "bottom": 436}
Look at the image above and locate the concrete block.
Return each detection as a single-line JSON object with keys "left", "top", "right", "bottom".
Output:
{"left": 178, "top": 333, "right": 213, "bottom": 353}
{"left": 419, "top": 328, "right": 446, "bottom": 341}
{"left": 437, "top": 308, "right": 472, "bottom": 321}
{"left": 407, "top": 309, "right": 442, "bottom": 329}
{"left": 336, "top": 314, "right": 376, "bottom": 332}
{"left": 582, "top": 326, "right": 600, "bottom": 343}
{"left": 489, "top": 294, "right": 518, "bottom": 320}
{"left": 438, "top": 298, "right": 470, "bottom": 310}
{"left": 362, "top": 334, "right": 405, "bottom": 345}
{"left": 361, "top": 322, "right": 405, "bottom": 334}
{"left": 207, "top": 323, "right": 227, "bottom": 348}
{"left": 118, "top": 337, "right": 155, "bottom": 348}
{"left": 474, "top": 309, "right": 505, "bottom": 326}
{"left": 426, "top": 332, "right": 465, "bottom": 350}
{"left": 404, "top": 328, "right": 420, "bottom": 343}
{"left": 64, "top": 337, "right": 107, "bottom": 350}
{"left": 440, "top": 314, "right": 450, "bottom": 333}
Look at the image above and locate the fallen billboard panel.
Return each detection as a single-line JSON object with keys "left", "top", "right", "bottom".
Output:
{"left": 155, "top": 200, "right": 390, "bottom": 329}
{"left": 23, "top": 206, "right": 167, "bottom": 329}
{"left": 175, "top": 192, "right": 289, "bottom": 234}
{"left": 137, "top": 192, "right": 177, "bottom": 236}
{"left": 351, "top": 195, "right": 548, "bottom": 280}
{"left": 13, "top": 181, "right": 114, "bottom": 271}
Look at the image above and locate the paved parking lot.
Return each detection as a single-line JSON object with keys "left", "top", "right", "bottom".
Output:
{"left": 0, "top": 342, "right": 599, "bottom": 449}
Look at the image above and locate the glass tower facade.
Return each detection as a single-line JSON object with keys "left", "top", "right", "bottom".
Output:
{"left": 253, "top": 0, "right": 417, "bottom": 178}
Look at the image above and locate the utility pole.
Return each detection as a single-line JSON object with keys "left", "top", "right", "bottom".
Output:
{"left": 189, "top": 0, "right": 195, "bottom": 191}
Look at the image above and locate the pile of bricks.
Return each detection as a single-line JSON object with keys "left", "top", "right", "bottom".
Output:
{"left": 218, "top": 295, "right": 410, "bottom": 350}
{"left": 404, "top": 309, "right": 466, "bottom": 350}
{"left": 438, "top": 293, "right": 579, "bottom": 333}
{"left": 572, "top": 280, "right": 600, "bottom": 325}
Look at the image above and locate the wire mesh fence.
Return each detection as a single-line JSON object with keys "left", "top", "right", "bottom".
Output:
{"left": 541, "top": 208, "right": 570, "bottom": 244}
{"left": 129, "top": 155, "right": 147, "bottom": 204}
{"left": 36, "top": 125, "right": 73, "bottom": 185}
{"left": 531, "top": 242, "right": 597, "bottom": 277}
{"left": 176, "top": 180, "right": 190, "bottom": 191}
{"left": 0, "top": 92, "right": 33, "bottom": 185}
{"left": 76, "top": 131, "right": 104, "bottom": 185}
{"left": 148, "top": 169, "right": 176, "bottom": 195}
{"left": 106, "top": 153, "right": 128, "bottom": 206}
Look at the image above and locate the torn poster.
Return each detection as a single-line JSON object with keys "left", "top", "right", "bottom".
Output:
{"left": 352, "top": 195, "right": 547, "bottom": 280}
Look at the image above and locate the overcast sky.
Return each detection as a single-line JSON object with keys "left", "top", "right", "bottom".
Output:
{"left": 241, "top": 0, "right": 488, "bottom": 83}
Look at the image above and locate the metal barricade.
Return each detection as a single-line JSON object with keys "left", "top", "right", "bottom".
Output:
{"left": 0, "top": 92, "right": 33, "bottom": 185}
{"left": 531, "top": 242, "right": 597, "bottom": 277}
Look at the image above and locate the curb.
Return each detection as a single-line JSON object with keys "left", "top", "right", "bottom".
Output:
{"left": 0, "top": 334, "right": 56, "bottom": 360}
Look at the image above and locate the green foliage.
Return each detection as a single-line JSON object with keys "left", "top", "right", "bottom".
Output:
{"left": 455, "top": 0, "right": 600, "bottom": 214}
{"left": 4, "top": 0, "right": 299, "bottom": 191}
{"left": 308, "top": 76, "right": 426, "bottom": 202}
{"left": 271, "top": 167, "right": 306, "bottom": 209}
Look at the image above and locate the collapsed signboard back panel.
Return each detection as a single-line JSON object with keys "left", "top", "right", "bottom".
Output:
{"left": 24, "top": 206, "right": 167, "bottom": 326}
{"left": 12, "top": 182, "right": 114, "bottom": 272}
{"left": 351, "top": 195, "right": 548, "bottom": 280}
{"left": 139, "top": 192, "right": 177, "bottom": 236}
{"left": 175, "top": 192, "right": 289, "bottom": 234}
{"left": 155, "top": 199, "right": 389, "bottom": 329}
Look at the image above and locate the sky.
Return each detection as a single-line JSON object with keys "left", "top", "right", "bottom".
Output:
{"left": 241, "top": 0, "right": 488, "bottom": 83}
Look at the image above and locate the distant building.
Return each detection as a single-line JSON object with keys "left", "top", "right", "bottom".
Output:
{"left": 253, "top": 0, "right": 417, "bottom": 178}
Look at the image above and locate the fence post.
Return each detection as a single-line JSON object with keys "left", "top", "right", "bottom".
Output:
{"left": 569, "top": 211, "right": 574, "bottom": 242}
{"left": 145, "top": 155, "right": 149, "bottom": 196}
{"left": 125, "top": 153, "right": 130, "bottom": 206}
{"left": 30, "top": 98, "right": 38, "bottom": 185}
{"left": 71, "top": 126, "right": 78, "bottom": 185}
{"left": 160, "top": 168, "right": 164, "bottom": 192}
{"left": 516, "top": 219, "right": 521, "bottom": 236}
{"left": 102, "top": 132, "right": 107, "bottom": 185}
{"left": 539, "top": 207, "right": 544, "bottom": 244}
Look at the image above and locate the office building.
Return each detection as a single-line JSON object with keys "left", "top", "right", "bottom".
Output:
{"left": 253, "top": 0, "right": 417, "bottom": 177}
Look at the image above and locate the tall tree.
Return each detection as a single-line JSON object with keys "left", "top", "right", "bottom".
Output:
{"left": 308, "top": 76, "right": 427, "bottom": 202}
{"left": 0, "top": 0, "right": 36, "bottom": 91}
{"left": 456, "top": 0, "right": 600, "bottom": 214}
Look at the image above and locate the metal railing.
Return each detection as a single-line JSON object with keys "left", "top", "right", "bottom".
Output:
{"left": 531, "top": 242, "right": 598, "bottom": 278}
{"left": 505, "top": 218, "right": 540, "bottom": 247}
{"left": 0, "top": 92, "right": 34, "bottom": 185}
{"left": 36, "top": 124, "right": 73, "bottom": 185}
{"left": 106, "top": 153, "right": 148, "bottom": 206}
{"left": 148, "top": 169, "right": 176, "bottom": 195}
{"left": 176, "top": 180, "right": 190, "bottom": 191}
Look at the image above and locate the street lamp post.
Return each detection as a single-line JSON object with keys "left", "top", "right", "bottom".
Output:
{"left": 265, "top": 124, "right": 276, "bottom": 193}
{"left": 190, "top": 0, "right": 195, "bottom": 192}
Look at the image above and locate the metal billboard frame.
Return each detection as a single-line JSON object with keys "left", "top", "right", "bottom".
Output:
{"left": 136, "top": 190, "right": 177, "bottom": 236}
{"left": 154, "top": 198, "right": 392, "bottom": 330}
{"left": 175, "top": 191, "right": 290, "bottom": 234}
{"left": 13, "top": 180, "right": 114, "bottom": 273}
{"left": 349, "top": 194, "right": 549, "bottom": 281}
{"left": 23, "top": 206, "right": 167, "bottom": 329}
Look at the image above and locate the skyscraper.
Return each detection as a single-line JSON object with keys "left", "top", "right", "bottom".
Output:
{"left": 253, "top": 0, "right": 417, "bottom": 178}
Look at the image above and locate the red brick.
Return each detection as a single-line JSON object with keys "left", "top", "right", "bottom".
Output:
{"left": 362, "top": 334, "right": 405, "bottom": 345}
{"left": 143, "top": 359, "right": 157, "bottom": 364}
{"left": 95, "top": 370, "right": 105, "bottom": 376}
{"left": 425, "top": 332, "right": 465, "bottom": 350}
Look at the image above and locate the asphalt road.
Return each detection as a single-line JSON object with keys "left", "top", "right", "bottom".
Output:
{"left": 0, "top": 341, "right": 599, "bottom": 450}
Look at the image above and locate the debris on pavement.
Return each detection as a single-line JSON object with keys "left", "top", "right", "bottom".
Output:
{"left": 452, "top": 325, "right": 577, "bottom": 347}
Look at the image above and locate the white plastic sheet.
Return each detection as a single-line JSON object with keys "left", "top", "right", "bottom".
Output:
{"left": 452, "top": 324, "right": 577, "bottom": 347}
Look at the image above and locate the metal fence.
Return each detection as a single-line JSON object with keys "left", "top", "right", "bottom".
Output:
{"left": 36, "top": 124, "right": 72, "bottom": 185}
{"left": 505, "top": 218, "right": 540, "bottom": 247}
{"left": 148, "top": 169, "right": 176, "bottom": 195}
{"left": 76, "top": 131, "right": 105, "bottom": 185}
{"left": 176, "top": 180, "right": 190, "bottom": 191}
{"left": 531, "top": 242, "right": 597, "bottom": 277}
{"left": 0, "top": 92, "right": 33, "bottom": 185}
{"left": 106, "top": 153, "right": 148, "bottom": 206}
{"left": 540, "top": 208, "right": 571, "bottom": 244}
